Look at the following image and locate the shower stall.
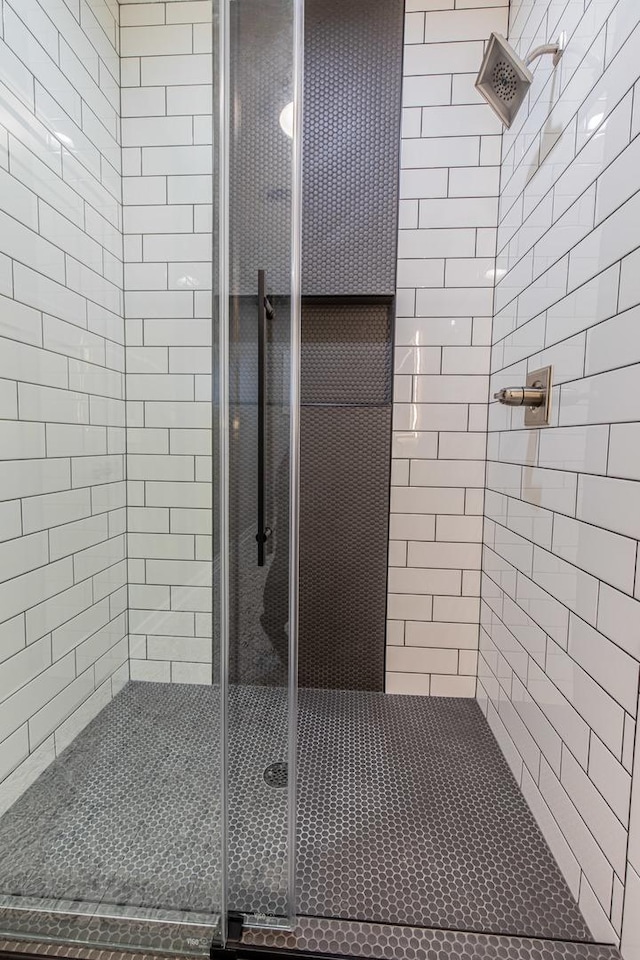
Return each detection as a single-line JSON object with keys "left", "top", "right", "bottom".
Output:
{"left": 0, "top": 0, "right": 630, "bottom": 957}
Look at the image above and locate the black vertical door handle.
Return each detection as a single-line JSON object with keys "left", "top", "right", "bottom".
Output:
{"left": 256, "top": 269, "right": 272, "bottom": 566}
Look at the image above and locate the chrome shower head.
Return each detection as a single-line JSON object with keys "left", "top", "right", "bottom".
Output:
{"left": 476, "top": 33, "right": 564, "bottom": 128}
{"left": 475, "top": 33, "right": 533, "bottom": 128}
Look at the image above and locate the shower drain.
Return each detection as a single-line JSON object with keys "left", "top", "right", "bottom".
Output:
{"left": 263, "top": 762, "right": 288, "bottom": 788}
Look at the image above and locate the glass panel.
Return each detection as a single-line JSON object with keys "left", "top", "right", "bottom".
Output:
{"left": 216, "top": 0, "right": 302, "bottom": 929}
{"left": 0, "top": 2, "right": 224, "bottom": 953}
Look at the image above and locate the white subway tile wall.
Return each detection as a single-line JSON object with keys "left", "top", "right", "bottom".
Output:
{"left": 0, "top": 0, "right": 127, "bottom": 815}
{"left": 479, "top": 0, "right": 640, "bottom": 948}
{"left": 386, "top": 0, "right": 508, "bottom": 697}
{"left": 121, "top": 0, "right": 213, "bottom": 684}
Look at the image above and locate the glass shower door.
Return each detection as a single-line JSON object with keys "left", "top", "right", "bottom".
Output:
{"left": 214, "top": 0, "right": 303, "bottom": 933}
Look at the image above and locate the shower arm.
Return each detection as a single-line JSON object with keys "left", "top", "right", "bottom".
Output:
{"left": 525, "top": 43, "right": 563, "bottom": 68}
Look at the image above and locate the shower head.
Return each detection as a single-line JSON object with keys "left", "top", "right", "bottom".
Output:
{"left": 475, "top": 33, "right": 564, "bottom": 128}
{"left": 475, "top": 33, "right": 533, "bottom": 128}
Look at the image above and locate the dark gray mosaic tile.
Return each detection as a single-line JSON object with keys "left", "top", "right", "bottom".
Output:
{"left": 0, "top": 684, "right": 590, "bottom": 944}
{"left": 302, "top": 0, "right": 403, "bottom": 296}
{"left": 299, "top": 406, "right": 391, "bottom": 692}
{"left": 0, "top": 684, "right": 224, "bottom": 916}
{"left": 0, "top": 683, "right": 289, "bottom": 921}
{"left": 243, "top": 918, "right": 619, "bottom": 960}
{"left": 295, "top": 692, "right": 590, "bottom": 941}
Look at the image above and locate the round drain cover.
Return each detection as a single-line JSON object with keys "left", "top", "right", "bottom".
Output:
{"left": 263, "top": 761, "right": 288, "bottom": 788}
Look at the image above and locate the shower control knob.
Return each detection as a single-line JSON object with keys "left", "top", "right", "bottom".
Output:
{"left": 494, "top": 385, "right": 546, "bottom": 407}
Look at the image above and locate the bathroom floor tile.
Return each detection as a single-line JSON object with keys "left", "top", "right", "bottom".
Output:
{"left": 0, "top": 682, "right": 590, "bottom": 941}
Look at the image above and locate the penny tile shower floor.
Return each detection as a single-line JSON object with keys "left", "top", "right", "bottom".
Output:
{"left": 0, "top": 682, "right": 590, "bottom": 941}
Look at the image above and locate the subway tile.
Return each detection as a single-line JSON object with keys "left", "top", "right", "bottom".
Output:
{"left": 29, "top": 671, "right": 94, "bottom": 746}
{"left": 398, "top": 227, "right": 477, "bottom": 260}
{"left": 568, "top": 190, "right": 640, "bottom": 291}
{"left": 521, "top": 768, "right": 581, "bottom": 898}
{"left": 577, "top": 472, "right": 640, "bottom": 540}
{"left": 403, "top": 73, "right": 450, "bottom": 107}
{"left": 568, "top": 614, "right": 639, "bottom": 715}
{"left": 588, "top": 734, "right": 632, "bottom": 825}
{"left": 405, "top": 620, "right": 478, "bottom": 649}
{"left": 512, "top": 674, "right": 563, "bottom": 773}
{"left": 401, "top": 135, "right": 481, "bottom": 173}
{"left": 386, "top": 672, "right": 431, "bottom": 695}
{"left": 76, "top": 613, "right": 126, "bottom": 677}
{"left": 387, "top": 593, "right": 433, "bottom": 622}
{"left": 0, "top": 726, "right": 29, "bottom": 783}
{"left": 0, "top": 635, "right": 52, "bottom": 703}
{"left": 441, "top": 345, "right": 490, "bottom": 375}
{"left": 619, "top": 245, "right": 640, "bottom": 312}
{"left": 532, "top": 545, "right": 599, "bottom": 626}
{"left": 608, "top": 422, "right": 640, "bottom": 481}
{"left": 419, "top": 196, "right": 498, "bottom": 229}
{"left": 0, "top": 500, "right": 22, "bottom": 545}
{"left": 141, "top": 48, "right": 211, "bottom": 84}
{"left": 539, "top": 758, "right": 614, "bottom": 912}
{"left": 399, "top": 167, "right": 448, "bottom": 200}
{"left": 552, "top": 513, "right": 636, "bottom": 595}
{"left": 521, "top": 466, "right": 577, "bottom": 516}
{"left": 121, "top": 85, "right": 166, "bottom": 118}
{"left": 0, "top": 531, "right": 49, "bottom": 591}
{"left": 561, "top": 747, "right": 627, "bottom": 875}
{"left": 386, "top": 620, "right": 405, "bottom": 647}
{"left": 71, "top": 455, "right": 123, "bottom": 489}
{"left": 387, "top": 645, "right": 458, "bottom": 675}
{"left": 124, "top": 262, "right": 168, "bottom": 290}
{"left": 0, "top": 334, "right": 69, "bottom": 389}
{"left": 121, "top": 25, "right": 193, "bottom": 58}
{"left": 395, "top": 316, "right": 472, "bottom": 346}
{"left": 0, "top": 292, "right": 41, "bottom": 348}
{"left": 438, "top": 432, "right": 487, "bottom": 460}
{"left": 389, "top": 513, "right": 436, "bottom": 541}
{"left": 147, "top": 635, "right": 211, "bottom": 663}
{"left": 407, "top": 541, "right": 482, "bottom": 569}
{"left": 449, "top": 164, "right": 500, "bottom": 197}
{"left": 0, "top": 421, "right": 46, "bottom": 461}
{"left": 388, "top": 566, "right": 461, "bottom": 595}
{"left": 597, "top": 583, "right": 640, "bottom": 660}
{"left": 413, "top": 374, "right": 488, "bottom": 403}
{"left": 144, "top": 401, "right": 211, "bottom": 429}
{"left": 431, "top": 674, "right": 476, "bottom": 696}
{"left": 166, "top": 84, "right": 212, "bottom": 116}
{"left": 560, "top": 364, "right": 640, "bottom": 429}
{"left": 404, "top": 11, "right": 425, "bottom": 45}
{"left": 145, "top": 559, "right": 210, "bottom": 587}
{"left": 49, "top": 515, "right": 109, "bottom": 562}
{"left": 54, "top": 680, "right": 113, "bottom": 756}
{"left": 424, "top": 6, "right": 508, "bottom": 42}
{"left": 537, "top": 425, "right": 609, "bottom": 475}
{"left": 432, "top": 595, "right": 479, "bottom": 623}
{"left": 586, "top": 304, "right": 640, "bottom": 376}
{"left": 0, "top": 458, "right": 71, "bottom": 503}
{"left": 390, "top": 485, "right": 466, "bottom": 515}
{"left": 410, "top": 458, "right": 485, "bottom": 487}
{"left": 435, "top": 515, "right": 483, "bottom": 542}
{"left": 505, "top": 499, "right": 553, "bottom": 550}
{"left": 393, "top": 402, "right": 468, "bottom": 432}
{"left": 397, "top": 259, "right": 445, "bottom": 289}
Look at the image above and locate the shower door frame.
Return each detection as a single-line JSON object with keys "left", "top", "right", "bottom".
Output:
{"left": 214, "top": 0, "right": 304, "bottom": 940}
